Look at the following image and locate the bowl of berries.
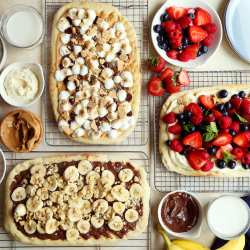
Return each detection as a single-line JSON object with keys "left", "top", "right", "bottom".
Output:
{"left": 151, "top": 0, "right": 223, "bottom": 68}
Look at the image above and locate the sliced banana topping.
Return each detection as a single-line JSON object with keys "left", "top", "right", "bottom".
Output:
{"left": 26, "top": 197, "right": 43, "bottom": 212}
{"left": 81, "top": 200, "right": 92, "bottom": 215}
{"left": 14, "top": 204, "right": 27, "bottom": 217}
{"left": 108, "top": 215, "right": 123, "bottom": 231}
{"left": 86, "top": 170, "right": 100, "bottom": 185}
{"left": 64, "top": 166, "right": 79, "bottom": 182}
{"left": 129, "top": 183, "right": 143, "bottom": 200}
{"left": 11, "top": 187, "right": 27, "bottom": 202}
{"left": 93, "top": 199, "right": 109, "bottom": 214}
{"left": 45, "top": 218, "right": 58, "bottom": 234}
{"left": 78, "top": 160, "right": 92, "bottom": 175}
{"left": 111, "top": 185, "right": 130, "bottom": 202}
{"left": 44, "top": 175, "right": 58, "bottom": 191}
{"left": 118, "top": 168, "right": 134, "bottom": 182}
{"left": 68, "top": 207, "right": 82, "bottom": 222}
{"left": 101, "top": 170, "right": 115, "bottom": 186}
{"left": 125, "top": 209, "right": 139, "bottom": 223}
{"left": 30, "top": 164, "right": 46, "bottom": 176}
{"left": 77, "top": 219, "right": 90, "bottom": 234}
{"left": 24, "top": 220, "right": 37, "bottom": 234}
{"left": 66, "top": 228, "right": 80, "bottom": 241}
{"left": 91, "top": 214, "right": 104, "bottom": 229}
{"left": 113, "top": 202, "right": 125, "bottom": 215}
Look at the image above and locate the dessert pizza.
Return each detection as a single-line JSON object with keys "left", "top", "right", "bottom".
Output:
{"left": 159, "top": 85, "right": 250, "bottom": 176}
{"left": 50, "top": 2, "right": 141, "bottom": 144}
{"left": 4, "top": 154, "right": 149, "bottom": 245}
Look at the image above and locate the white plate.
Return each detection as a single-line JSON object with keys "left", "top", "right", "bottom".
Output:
{"left": 225, "top": 0, "right": 250, "bottom": 63}
{"left": 0, "top": 148, "right": 6, "bottom": 185}
{"left": 151, "top": 0, "right": 223, "bottom": 68}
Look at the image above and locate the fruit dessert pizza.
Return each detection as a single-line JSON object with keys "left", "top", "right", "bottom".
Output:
{"left": 159, "top": 85, "right": 250, "bottom": 176}
{"left": 4, "top": 154, "right": 149, "bottom": 245}
{"left": 50, "top": 2, "right": 140, "bottom": 144}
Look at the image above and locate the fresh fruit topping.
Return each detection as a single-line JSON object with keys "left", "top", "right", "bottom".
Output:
{"left": 166, "top": 50, "right": 178, "bottom": 59}
{"left": 215, "top": 144, "right": 233, "bottom": 159}
{"left": 169, "top": 139, "right": 183, "bottom": 152}
{"left": 202, "top": 23, "right": 217, "bottom": 33}
{"left": 212, "top": 133, "right": 232, "bottom": 147}
{"left": 233, "top": 132, "right": 249, "bottom": 148}
{"left": 240, "top": 123, "right": 249, "bottom": 131}
{"left": 178, "top": 16, "right": 193, "bottom": 28}
{"left": 183, "top": 131, "right": 202, "bottom": 149}
{"left": 218, "top": 116, "right": 232, "bottom": 129}
{"left": 194, "top": 8, "right": 212, "bottom": 26}
{"left": 189, "top": 26, "right": 208, "bottom": 43}
{"left": 216, "top": 159, "right": 226, "bottom": 169}
{"left": 147, "top": 76, "right": 165, "bottom": 96}
{"left": 242, "top": 153, "right": 250, "bottom": 165}
{"left": 238, "top": 91, "right": 246, "bottom": 98}
{"left": 153, "top": 24, "right": 162, "bottom": 33}
{"left": 166, "top": 7, "right": 187, "bottom": 20}
{"left": 230, "top": 121, "right": 240, "bottom": 132}
{"left": 177, "top": 69, "right": 190, "bottom": 86}
{"left": 160, "top": 13, "right": 169, "bottom": 22}
{"left": 159, "top": 67, "right": 174, "bottom": 80}
{"left": 162, "top": 20, "right": 176, "bottom": 32}
{"left": 204, "top": 113, "right": 215, "bottom": 123}
{"left": 185, "top": 103, "right": 203, "bottom": 125}
{"left": 227, "top": 160, "right": 236, "bottom": 169}
{"left": 187, "top": 150, "right": 208, "bottom": 170}
{"left": 212, "top": 109, "right": 223, "bottom": 119}
{"left": 202, "top": 34, "right": 214, "bottom": 47}
{"left": 207, "top": 146, "right": 217, "bottom": 155}
{"left": 178, "top": 44, "right": 200, "bottom": 62}
{"left": 202, "top": 122, "right": 218, "bottom": 142}
{"left": 240, "top": 98, "right": 250, "bottom": 120}
{"left": 168, "top": 123, "right": 182, "bottom": 134}
{"left": 201, "top": 160, "right": 214, "bottom": 171}
{"left": 197, "top": 45, "right": 208, "bottom": 56}
{"left": 168, "top": 29, "right": 183, "bottom": 49}
{"left": 217, "top": 89, "right": 228, "bottom": 98}
{"left": 162, "top": 112, "right": 176, "bottom": 124}
{"left": 164, "top": 78, "right": 181, "bottom": 94}
{"left": 230, "top": 96, "right": 242, "bottom": 110}
{"left": 198, "top": 95, "right": 215, "bottom": 109}
{"left": 148, "top": 56, "right": 166, "bottom": 73}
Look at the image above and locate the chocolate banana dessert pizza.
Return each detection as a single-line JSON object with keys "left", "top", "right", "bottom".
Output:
{"left": 50, "top": 2, "right": 140, "bottom": 144}
{"left": 160, "top": 85, "right": 250, "bottom": 176}
{"left": 4, "top": 154, "right": 149, "bottom": 245}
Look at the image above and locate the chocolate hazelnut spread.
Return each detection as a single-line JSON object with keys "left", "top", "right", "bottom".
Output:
{"left": 161, "top": 192, "right": 199, "bottom": 233}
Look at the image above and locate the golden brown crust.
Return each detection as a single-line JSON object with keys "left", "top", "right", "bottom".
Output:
{"left": 159, "top": 84, "right": 250, "bottom": 177}
{"left": 4, "top": 154, "right": 149, "bottom": 245}
{"left": 49, "top": 2, "right": 141, "bottom": 144}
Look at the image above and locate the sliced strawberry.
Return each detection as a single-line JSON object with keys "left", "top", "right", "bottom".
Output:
{"left": 169, "top": 29, "right": 183, "bottom": 48}
{"left": 178, "top": 44, "right": 200, "bottom": 62}
{"left": 168, "top": 123, "right": 182, "bottom": 134}
{"left": 162, "top": 20, "right": 176, "bottom": 33}
{"left": 202, "top": 33, "right": 215, "bottom": 47}
{"left": 204, "top": 113, "right": 216, "bottom": 123}
{"left": 194, "top": 8, "right": 212, "bottom": 26}
{"left": 233, "top": 132, "right": 249, "bottom": 148}
{"left": 189, "top": 26, "right": 208, "bottom": 43}
{"left": 177, "top": 70, "right": 190, "bottom": 86}
{"left": 202, "top": 23, "right": 217, "bottom": 33}
{"left": 183, "top": 132, "right": 202, "bottom": 149}
{"left": 167, "top": 50, "right": 178, "bottom": 60}
{"left": 212, "top": 109, "right": 223, "bottom": 120}
{"left": 232, "top": 147, "right": 245, "bottom": 160}
{"left": 228, "top": 108, "right": 236, "bottom": 116}
{"left": 185, "top": 103, "right": 203, "bottom": 125}
{"left": 159, "top": 67, "right": 174, "bottom": 80}
{"left": 178, "top": 16, "right": 193, "bottom": 28}
{"left": 218, "top": 116, "right": 232, "bottom": 129}
{"left": 198, "top": 95, "right": 215, "bottom": 109}
{"left": 212, "top": 133, "right": 232, "bottom": 147}
{"left": 148, "top": 56, "right": 166, "bottom": 73}
{"left": 147, "top": 76, "right": 165, "bottom": 96}
{"left": 242, "top": 153, "right": 250, "bottom": 164}
{"left": 215, "top": 144, "right": 233, "bottom": 159}
{"left": 230, "top": 121, "right": 240, "bottom": 133}
{"left": 230, "top": 96, "right": 242, "bottom": 110}
{"left": 240, "top": 98, "right": 250, "bottom": 119}
{"left": 164, "top": 77, "right": 181, "bottom": 94}
{"left": 166, "top": 7, "right": 187, "bottom": 20}
{"left": 162, "top": 112, "right": 176, "bottom": 124}
{"left": 187, "top": 150, "right": 208, "bottom": 170}
{"left": 201, "top": 160, "right": 214, "bottom": 172}
{"left": 170, "top": 139, "right": 183, "bottom": 152}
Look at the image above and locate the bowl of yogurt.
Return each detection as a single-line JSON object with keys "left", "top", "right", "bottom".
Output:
{"left": 0, "top": 62, "right": 45, "bottom": 107}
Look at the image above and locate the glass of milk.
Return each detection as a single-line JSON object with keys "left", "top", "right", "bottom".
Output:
{"left": 0, "top": 5, "right": 44, "bottom": 48}
{"left": 207, "top": 195, "right": 250, "bottom": 240}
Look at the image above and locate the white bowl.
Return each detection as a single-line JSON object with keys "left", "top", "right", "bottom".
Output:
{"left": 0, "top": 62, "right": 45, "bottom": 107}
{"left": 0, "top": 148, "right": 6, "bottom": 185}
{"left": 0, "top": 37, "right": 7, "bottom": 71}
{"left": 158, "top": 190, "right": 203, "bottom": 239}
{"left": 151, "top": 0, "right": 223, "bottom": 68}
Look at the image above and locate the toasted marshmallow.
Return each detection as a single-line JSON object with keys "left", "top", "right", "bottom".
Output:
{"left": 74, "top": 45, "right": 82, "bottom": 55}
{"left": 104, "top": 79, "right": 114, "bottom": 90}
{"left": 81, "top": 99, "right": 89, "bottom": 108}
{"left": 123, "top": 44, "right": 132, "bottom": 54}
{"left": 103, "top": 43, "right": 111, "bottom": 52}
{"left": 60, "top": 46, "right": 70, "bottom": 56}
{"left": 73, "top": 18, "right": 81, "bottom": 26}
{"left": 58, "top": 119, "right": 69, "bottom": 131}
{"left": 15, "top": 204, "right": 27, "bottom": 217}
{"left": 112, "top": 43, "right": 121, "bottom": 53}
{"left": 80, "top": 23, "right": 89, "bottom": 34}
{"left": 109, "top": 103, "right": 117, "bottom": 112}
{"left": 77, "top": 9, "right": 85, "bottom": 19}
{"left": 101, "top": 68, "right": 114, "bottom": 78}
{"left": 55, "top": 70, "right": 65, "bottom": 81}
{"left": 62, "top": 102, "right": 72, "bottom": 112}
{"left": 83, "top": 120, "right": 91, "bottom": 130}
{"left": 97, "top": 51, "right": 106, "bottom": 58}
{"left": 62, "top": 57, "right": 72, "bottom": 68}
{"left": 59, "top": 90, "right": 70, "bottom": 101}
{"left": 63, "top": 68, "right": 73, "bottom": 77}
{"left": 99, "top": 21, "right": 109, "bottom": 31}
{"left": 72, "top": 64, "right": 81, "bottom": 75}
{"left": 60, "top": 33, "right": 71, "bottom": 44}
{"left": 114, "top": 22, "right": 125, "bottom": 32}
{"left": 87, "top": 9, "right": 96, "bottom": 21}
{"left": 57, "top": 17, "right": 70, "bottom": 32}
{"left": 117, "top": 89, "right": 127, "bottom": 102}
{"left": 74, "top": 103, "right": 82, "bottom": 115}
{"left": 105, "top": 53, "right": 115, "bottom": 62}
{"left": 113, "top": 75, "right": 122, "bottom": 84}
{"left": 91, "top": 60, "right": 99, "bottom": 69}
{"left": 68, "top": 8, "right": 78, "bottom": 19}
{"left": 75, "top": 115, "right": 86, "bottom": 126}
{"left": 119, "top": 101, "right": 131, "bottom": 113}
{"left": 70, "top": 121, "right": 79, "bottom": 130}
{"left": 76, "top": 57, "right": 85, "bottom": 65}
{"left": 98, "top": 107, "right": 108, "bottom": 118}
{"left": 108, "top": 129, "right": 118, "bottom": 139}
{"left": 80, "top": 65, "right": 88, "bottom": 76}
{"left": 74, "top": 127, "right": 85, "bottom": 137}
{"left": 67, "top": 81, "right": 76, "bottom": 91}
{"left": 100, "top": 122, "right": 111, "bottom": 132}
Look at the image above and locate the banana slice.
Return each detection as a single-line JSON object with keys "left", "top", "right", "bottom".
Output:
{"left": 66, "top": 228, "right": 80, "bottom": 241}
{"left": 91, "top": 214, "right": 104, "bottom": 229}
{"left": 104, "top": 206, "right": 114, "bottom": 220}
{"left": 68, "top": 207, "right": 82, "bottom": 222}
{"left": 108, "top": 215, "right": 123, "bottom": 231}
{"left": 11, "top": 187, "right": 27, "bottom": 202}
{"left": 81, "top": 200, "right": 92, "bottom": 215}
{"left": 24, "top": 220, "right": 37, "bottom": 234}
{"left": 93, "top": 199, "right": 109, "bottom": 214}
{"left": 37, "top": 223, "right": 45, "bottom": 234}
{"left": 101, "top": 170, "right": 115, "bottom": 186}
{"left": 86, "top": 171, "right": 100, "bottom": 185}
{"left": 78, "top": 160, "right": 93, "bottom": 175}
{"left": 64, "top": 166, "right": 79, "bottom": 182}
{"left": 36, "top": 187, "right": 49, "bottom": 200}
{"left": 30, "top": 164, "right": 46, "bottom": 177}
{"left": 118, "top": 168, "right": 134, "bottom": 182}
{"left": 79, "top": 185, "right": 93, "bottom": 199}
{"left": 69, "top": 197, "right": 84, "bottom": 208}
{"left": 106, "top": 192, "right": 115, "bottom": 202}
{"left": 26, "top": 197, "right": 43, "bottom": 212}
{"left": 111, "top": 185, "right": 129, "bottom": 202}
{"left": 64, "top": 183, "right": 78, "bottom": 194}
{"left": 125, "top": 209, "right": 139, "bottom": 223}
{"left": 129, "top": 183, "right": 143, "bottom": 200}
{"left": 77, "top": 219, "right": 90, "bottom": 234}
{"left": 14, "top": 204, "right": 27, "bottom": 217}
{"left": 113, "top": 202, "right": 126, "bottom": 215}
{"left": 45, "top": 218, "right": 58, "bottom": 234}
{"left": 30, "top": 174, "right": 45, "bottom": 186}
{"left": 26, "top": 185, "right": 37, "bottom": 197}
{"left": 44, "top": 175, "right": 58, "bottom": 191}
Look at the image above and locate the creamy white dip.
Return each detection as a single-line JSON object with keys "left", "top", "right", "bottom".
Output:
{"left": 4, "top": 68, "right": 39, "bottom": 105}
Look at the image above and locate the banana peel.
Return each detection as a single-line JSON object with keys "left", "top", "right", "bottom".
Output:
{"left": 158, "top": 227, "right": 183, "bottom": 250}
{"left": 173, "top": 239, "right": 209, "bottom": 250}
{"left": 215, "top": 235, "right": 245, "bottom": 250}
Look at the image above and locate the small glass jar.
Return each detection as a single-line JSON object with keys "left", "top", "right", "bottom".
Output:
{"left": 0, "top": 5, "right": 45, "bottom": 49}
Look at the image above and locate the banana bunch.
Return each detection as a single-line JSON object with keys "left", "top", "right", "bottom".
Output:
{"left": 158, "top": 227, "right": 209, "bottom": 250}
{"left": 215, "top": 235, "right": 245, "bottom": 250}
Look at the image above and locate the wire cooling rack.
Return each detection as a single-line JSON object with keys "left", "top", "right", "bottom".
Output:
{"left": 153, "top": 71, "right": 250, "bottom": 193}
{"left": 42, "top": 0, "right": 149, "bottom": 146}
{"left": 0, "top": 151, "right": 150, "bottom": 250}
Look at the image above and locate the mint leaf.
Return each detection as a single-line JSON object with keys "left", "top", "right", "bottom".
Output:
{"left": 183, "top": 123, "right": 193, "bottom": 133}
{"left": 202, "top": 122, "right": 218, "bottom": 142}
{"left": 235, "top": 113, "right": 248, "bottom": 123}
{"left": 209, "top": 122, "right": 218, "bottom": 134}
{"left": 203, "top": 133, "right": 216, "bottom": 142}
{"left": 223, "top": 151, "right": 234, "bottom": 163}
{"left": 204, "top": 109, "right": 211, "bottom": 116}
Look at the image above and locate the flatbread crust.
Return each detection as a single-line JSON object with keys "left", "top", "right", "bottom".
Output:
{"left": 159, "top": 84, "right": 250, "bottom": 177}
{"left": 49, "top": 1, "right": 141, "bottom": 144}
{"left": 4, "top": 154, "right": 150, "bottom": 245}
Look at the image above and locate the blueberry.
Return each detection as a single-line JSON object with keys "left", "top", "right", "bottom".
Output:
{"left": 217, "top": 103, "right": 225, "bottom": 112}
{"left": 157, "top": 35, "right": 163, "bottom": 43}
{"left": 232, "top": 94, "right": 238, "bottom": 98}
{"left": 222, "top": 110, "right": 228, "bottom": 116}
{"left": 217, "top": 89, "right": 228, "bottom": 98}
{"left": 153, "top": 24, "right": 162, "bottom": 33}
{"left": 200, "top": 45, "right": 208, "bottom": 54}
{"left": 162, "top": 43, "right": 169, "bottom": 51}
{"left": 238, "top": 91, "right": 246, "bottom": 98}
{"left": 188, "top": 13, "right": 195, "bottom": 19}
{"left": 177, "top": 46, "right": 183, "bottom": 51}
{"left": 207, "top": 146, "right": 217, "bottom": 155}
{"left": 184, "top": 111, "right": 192, "bottom": 118}
{"left": 197, "top": 50, "right": 203, "bottom": 57}
{"left": 240, "top": 124, "right": 249, "bottom": 131}
{"left": 228, "top": 160, "right": 236, "bottom": 169}
{"left": 242, "top": 163, "right": 250, "bottom": 169}
{"left": 177, "top": 113, "right": 185, "bottom": 122}
{"left": 224, "top": 102, "right": 232, "bottom": 110}
{"left": 229, "top": 129, "right": 236, "bottom": 136}
{"left": 182, "top": 37, "right": 189, "bottom": 47}
{"left": 216, "top": 159, "right": 226, "bottom": 169}
{"left": 160, "top": 13, "right": 169, "bottom": 22}
{"left": 165, "top": 140, "right": 171, "bottom": 146}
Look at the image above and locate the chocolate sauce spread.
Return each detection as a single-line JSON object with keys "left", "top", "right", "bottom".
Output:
{"left": 161, "top": 192, "right": 199, "bottom": 233}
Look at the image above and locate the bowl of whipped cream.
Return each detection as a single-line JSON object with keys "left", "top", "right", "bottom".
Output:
{"left": 0, "top": 62, "right": 45, "bottom": 107}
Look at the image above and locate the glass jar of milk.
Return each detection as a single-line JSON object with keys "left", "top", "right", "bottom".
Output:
{"left": 0, "top": 5, "right": 44, "bottom": 48}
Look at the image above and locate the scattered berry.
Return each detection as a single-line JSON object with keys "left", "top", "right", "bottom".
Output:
{"left": 189, "top": 25, "right": 208, "bottom": 43}
{"left": 147, "top": 76, "right": 165, "bottom": 96}
{"left": 183, "top": 131, "right": 202, "bottom": 149}
{"left": 194, "top": 8, "right": 212, "bottom": 26}
{"left": 162, "top": 112, "right": 177, "bottom": 124}
{"left": 198, "top": 95, "right": 215, "bottom": 109}
{"left": 170, "top": 139, "right": 184, "bottom": 152}
{"left": 166, "top": 6, "right": 187, "bottom": 20}
{"left": 167, "top": 50, "right": 178, "bottom": 59}
{"left": 168, "top": 123, "right": 182, "bottom": 134}
{"left": 218, "top": 116, "right": 232, "bottom": 129}
{"left": 148, "top": 56, "right": 166, "bottom": 72}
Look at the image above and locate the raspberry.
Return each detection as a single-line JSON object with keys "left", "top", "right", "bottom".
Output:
{"left": 162, "top": 112, "right": 176, "bottom": 124}
{"left": 170, "top": 139, "right": 183, "bottom": 152}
